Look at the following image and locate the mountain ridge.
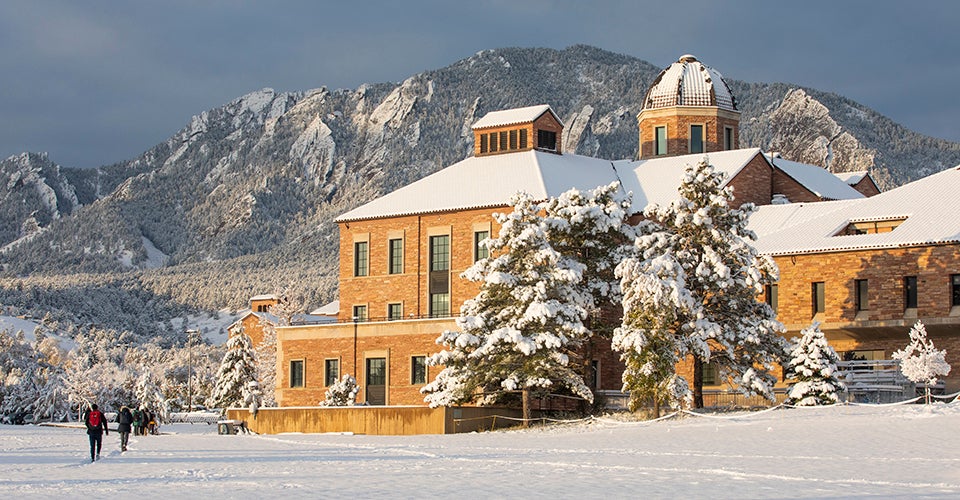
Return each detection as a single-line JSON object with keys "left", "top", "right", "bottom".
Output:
{"left": 2, "top": 45, "right": 960, "bottom": 335}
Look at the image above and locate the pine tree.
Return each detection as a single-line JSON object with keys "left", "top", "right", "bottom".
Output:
{"left": 422, "top": 192, "right": 593, "bottom": 425}
{"left": 785, "top": 322, "right": 845, "bottom": 406}
{"left": 892, "top": 320, "right": 951, "bottom": 403}
{"left": 320, "top": 374, "right": 359, "bottom": 406}
{"left": 211, "top": 332, "right": 259, "bottom": 409}
{"left": 615, "top": 158, "right": 786, "bottom": 409}
{"left": 541, "top": 182, "right": 634, "bottom": 405}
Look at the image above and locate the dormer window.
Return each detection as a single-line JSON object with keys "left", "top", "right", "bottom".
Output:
{"left": 836, "top": 216, "right": 908, "bottom": 236}
{"left": 471, "top": 105, "right": 563, "bottom": 157}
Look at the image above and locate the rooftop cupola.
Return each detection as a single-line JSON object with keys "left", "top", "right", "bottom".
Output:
{"left": 637, "top": 54, "right": 741, "bottom": 159}
{"left": 472, "top": 104, "right": 564, "bottom": 157}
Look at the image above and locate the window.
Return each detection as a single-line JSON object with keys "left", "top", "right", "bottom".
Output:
{"left": 289, "top": 360, "right": 304, "bottom": 388}
{"left": 952, "top": 275, "right": 960, "bottom": 307}
{"left": 388, "top": 238, "right": 403, "bottom": 275}
{"left": 411, "top": 356, "right": 427, "bottom": 385}
{"left": 519, "top": 129, "right": 528, "bottom": 149}
{"left": 690, "top": 124, "right": 704, "bottom": 154}
{"left": 537, "top": 129, "right": 557, "bottom": 151}
{"left": 388, "top": 303, "right": 402, "bottom": 321}
{"left": 765, "top": 284, "right": 779, "bottom": 314}
{"left": 430, "top": 235, "right": 450, "bottom": 317}
{"left": 904, "top": 276, "right": 918, "bottom": 309}
{"left": 499, "top": 131, "right": 508, "bottom": 151}
{"left": 474, "top": 230, "right": 490, "bottom": 262}
{"left": 479, "top": 134, "right": 488, "bottom": 154}
{"left": 724, "top": 126, "right": 734, "bottom": 150}
{"left": 509, "top": 130, "right": 517, "bottom": 150}
{"left": 430, "top": 235, "right": 449, "bottom": 272}
{"left": 655, "top": 126, "right": 667, "bottom": 155}
{"left": 430, "top": 293, "right": 450, "bottom": 317}
{"left": 702, "top": 361, "right": 720, "bottom": 386}
{"left": 489, "top": 132, "right": 498, "bottom": 152}
{"left": 353, "top": 241, "right": 368, "bottom": 277}
{"left": 855, "top": 279, "right": 869, "bottom": 312}
{"left": 352, "top": 305, "right": 367, "bottom": 322}
{"left": 812, "top": 282, "right": 825, "bottom": 315}
{"left": 324, "top": 359, "right": 339, "bottom": 387}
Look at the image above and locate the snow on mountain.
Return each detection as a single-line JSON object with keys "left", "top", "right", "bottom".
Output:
{"left": 1, "top": 45, "right": 960, "bottom": 335}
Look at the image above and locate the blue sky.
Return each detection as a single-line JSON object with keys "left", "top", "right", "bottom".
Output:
{"left": 1, "top": 0, "right": 957, "bottom": 168}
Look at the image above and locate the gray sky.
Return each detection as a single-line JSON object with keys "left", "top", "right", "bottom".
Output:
{"left": 2, "top": 0, "right": 957, "bottom": 168}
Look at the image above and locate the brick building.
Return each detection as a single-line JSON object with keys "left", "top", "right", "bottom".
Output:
{"left": 271, "top": 54, "right": 956, "bottom": 409}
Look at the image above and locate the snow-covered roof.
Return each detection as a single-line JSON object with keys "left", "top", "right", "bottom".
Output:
{"left": 310, "top": 300, "right": 339, "bottom": 316}
{"left": 751, "top": 166, "right": 960, "bottom": 255}
{"left": 335, "top": 150, "right": 618, "bottom": 222}
{"left": 250, "top": 294, "right": 278, "bottom": 301}
{"left": 618, "top": 149, "right": 764, "bottom": 211}
{"left": 471, "top": 104, "right": 561, "bottom": 129}
{"left": 643, "top": 55, "right": 737, "bottom": 112}
{"left": 769, "top": 156, "right": 865, "bottom": 201}
{"left": 834, "top": 170, "right": 869, "bottom": 185}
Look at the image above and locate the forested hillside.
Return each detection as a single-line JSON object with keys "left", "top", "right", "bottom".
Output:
{"left": 2, "top": 45, "right": 960, "bottom": 338}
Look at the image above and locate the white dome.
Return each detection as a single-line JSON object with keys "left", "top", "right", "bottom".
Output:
{"left": 642, "top": 55, "right": 737, "bottom": 112}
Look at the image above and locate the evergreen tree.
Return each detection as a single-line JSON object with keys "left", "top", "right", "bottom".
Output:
{"left": 211, "top": 332, "right": 258, "bottom": 409}
{"left": 423, "top": 192, "right": 593, "bottom": 425}
{"left": 892, "top": 320, "right": 951, "bottom": 403}
{"left": 320, "top": 374, "right": 359, "bottom": 406}
{"left": 615, "top": 158, "right": 786, "bottom": 409}
{"left": 785, "top": 322, "right": 845, "bottom": 406}
{"left": 541, "top": 182, "right": 634, "bottom": 402}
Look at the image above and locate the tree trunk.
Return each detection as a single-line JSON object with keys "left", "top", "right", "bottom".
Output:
{"left": 693, "top": 354, "right": 704, "bottom": 409}
{"left": 653, "top": 396, "right": 661, "bottom": 419}
{"left": 580, "top": 339, "right": 596, "bottom": 415}
{"left": 522, "top": 388, "right": 531, "bottom": 428}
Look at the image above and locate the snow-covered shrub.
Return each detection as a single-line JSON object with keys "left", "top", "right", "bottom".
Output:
{"left": 320, "top": 374, "right": 358, "bottom": 406}
{"left": 785, "top": 322, "right": 845, "bottom": 406}
{"left": 892, "top": 320, "right": 951, "bottom": 403}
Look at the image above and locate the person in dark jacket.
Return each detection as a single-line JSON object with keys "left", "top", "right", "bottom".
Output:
{"left": 116, "top": 406, "right": 133, "bottom": 452}
{"left": 84, "top": 404, "right": 109, "bottom": 462}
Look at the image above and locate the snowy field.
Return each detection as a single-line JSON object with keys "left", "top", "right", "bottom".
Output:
{"left": 2, "top": 403, "right": 959, "bottom": 498}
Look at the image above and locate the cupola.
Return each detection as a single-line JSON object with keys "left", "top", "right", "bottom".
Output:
{"left": 472, "top": 104, "right": 564, "bottom": 157}
{"left": 637, "top": 55, "right": 741, "bottom": 159}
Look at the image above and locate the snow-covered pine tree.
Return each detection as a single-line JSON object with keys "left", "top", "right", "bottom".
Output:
{"left": 892, "top": 320, "right": 951, "bottom": 403}
{"left": 256, "top": 289, "right": 301, "bottom": 408}
{"left": 422, "top": 192, "right": 593, "bottom": 425}
{"left": 614, "top": 246, "right": 694, "bottom": 415}
{"left": 615, "top": 158, "right": 786, "bottom": 409}
{"left": 785, "top": 322, "right": 845, "bottom": 406}
{"left": 541, "top": 182, "right": 634, "bottom": 402}
{"left": 320, "top": 374, "right": 359, "bottom": 406}
{"left": 211, "top": 331, "right": 259, "bottom": 410}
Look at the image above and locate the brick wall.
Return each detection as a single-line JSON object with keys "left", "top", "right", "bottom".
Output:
{"left": 338, "top": 207, "right": 502, "bottom": 321}
{"left": 771, "top": 169, "right": 822, "bottom": 202}
{"left": 726, "top": 154, "right": 774, "bottom": 206}
{"left": 772, "top": 244, "right": 960, "bottom": 391}
{"left": 637, "top": 107, "right": 740, "bottom": 159}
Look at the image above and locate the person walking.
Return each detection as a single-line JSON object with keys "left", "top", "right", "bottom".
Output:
{"left": 132, "top": 407, "right": 143, "bottom": 436}
{"left": 84, "top": 404, "right": 109, "bottom": 462}
{"left": 116, "top": 406, "right": 133, "bottom": 452}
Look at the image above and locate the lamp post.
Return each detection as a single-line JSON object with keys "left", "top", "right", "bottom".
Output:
{"left": 352, "top": 316, "right": 358, "bottom": 380}
{"left": 185, "top": 329, "right": 197, "bottom": 411}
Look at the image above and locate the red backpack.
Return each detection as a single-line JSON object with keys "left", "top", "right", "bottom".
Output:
{"left": 88, "top": 410, "right": 102, "bottom": 427}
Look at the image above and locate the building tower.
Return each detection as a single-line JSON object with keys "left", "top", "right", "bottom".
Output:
{"left": 637, "top": 54, "right": 740, "bottom": 159}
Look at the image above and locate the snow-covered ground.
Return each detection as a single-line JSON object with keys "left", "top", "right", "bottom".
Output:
{"left": 2, "top": 403, "right": 959, "bottom": 498}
